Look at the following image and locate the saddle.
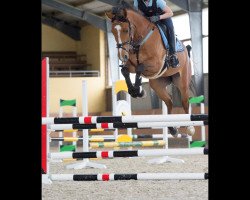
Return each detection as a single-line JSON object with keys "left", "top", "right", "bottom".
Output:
{"left": 156, "top": 23, "right": 184, "bottom": 52}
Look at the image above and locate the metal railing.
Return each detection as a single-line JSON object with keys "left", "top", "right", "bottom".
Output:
{"left": 50, "top": 70, "right": 100, "bottom": 77}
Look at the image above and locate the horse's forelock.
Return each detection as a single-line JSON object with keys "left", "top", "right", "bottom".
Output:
{"left": 111, "top": 5, "right": 128, "bottom": 22}
{"left": 111, "top": 6, "right": 120, "bottom": 15}
{"left": 111, "top": 1, "right": 143, "bottom": 23}
{"left": 121, "top": 0, "right": 133, "bottom": 9}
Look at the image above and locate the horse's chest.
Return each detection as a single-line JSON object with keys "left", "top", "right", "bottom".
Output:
{"left": 129, "top": 53, "right": 164, "bottom": 70}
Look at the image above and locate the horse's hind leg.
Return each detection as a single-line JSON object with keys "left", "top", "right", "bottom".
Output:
{"left": 173, "top": 74, "right": 195, "bottom": 136}
{"left": 180, "top": 86, "right": 196, "bottom": 136}
{"left": 149, "top": 78, "right": 178, "bottom": 137}
{"left": 178, "top": 83, "right": 189, "bottom": 114}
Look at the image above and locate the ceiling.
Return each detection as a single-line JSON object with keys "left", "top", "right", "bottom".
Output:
{"left": 42, "top": 0, "right": 208, "bottom": 27}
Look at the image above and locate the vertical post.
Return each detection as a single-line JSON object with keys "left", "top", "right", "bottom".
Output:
{"left": 188, "top": 102, "right": 193, "bottom": 142}
{"left": 162, "top": 101, "right": 168, "bottom": 150}
{"left": 148, "top": 100, "right": 184, "bottom": 164}
{"left": 112, "top": 82, "right": 118, "bottom": 139}
{"left": 58, "top": 107, "right": 63, "bottom": 151}
{"left": 82, "top": 81, "right": 89, "bottom": 155}
{"left": 106, "top": 21, "right": 120, "bottom": 83}
{"left": 72, "top": 106, "right": 77, "bottom": 148}
{"left": 42, "top": 57, "right": 52, "bottom": 183}
{"left": 58, "top": 100, "right": 77, "bottom": 151}
{"left": 72, "top": 106, "right": 77, "bottom": 116}
{"left": 200, "top": 102, "right": 205, "bottom": 141}
{"left": 65, "top": 80, "right": 106, "bottom": 169}
{"left": 59, "top": 107, "right": 63, "bottom": 117}
{"left": 126, "top": 91, "right": 132, "bottom": 137}
{"left": 42, "top": 57, "right": 49, "bottom": 174}
{"left": 188, "top": 0, "right": 204, "bottom": 96}
{"left": 188, "top": 103, "right": 192, "bottom": 114}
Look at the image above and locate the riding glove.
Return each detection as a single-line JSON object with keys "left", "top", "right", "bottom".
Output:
{"left": 149, "top": 15, "right": 160, "bottom": 23}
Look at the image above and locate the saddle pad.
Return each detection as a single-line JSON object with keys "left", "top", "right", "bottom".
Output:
{"left": 157, "top": 24, "right": 184, "bottom": 52}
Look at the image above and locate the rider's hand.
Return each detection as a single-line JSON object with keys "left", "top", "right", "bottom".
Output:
{"left": 149, "top": 15, "right": 160, "bottom": 23}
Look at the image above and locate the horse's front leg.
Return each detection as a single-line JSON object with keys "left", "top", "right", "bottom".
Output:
{"left": 133, "top": 64, "right": 147, "bottom": 98}
{"left": 121, "top": 61, "right": 146, "bottom": 98}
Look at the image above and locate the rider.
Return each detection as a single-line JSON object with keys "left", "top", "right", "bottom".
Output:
{"left": 133, "top": 0, "right": 179, "bottom": 67}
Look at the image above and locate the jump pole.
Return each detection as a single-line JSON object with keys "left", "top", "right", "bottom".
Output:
{"left": 50, "top": 173, "right": 208, "bottom": 181}
{"left": 89, "top": 140, "right": 166, "bottom": 148}
{"left": 49, "top": 147, "right": 208, "bottom": 159}
{"left": 51, "top": 130, "right": 203, "bottom": 142}
{"left": 49, "top": 121, "right": 207, "bottom": 130}
{"left": 50, "top": 134, "right": 168, "bottom": 142}
{"left": 42, "top": 114, "right": 208, "bottom": 124}
{"left": 51, "top": 134, "right": 167, "bottom": 140}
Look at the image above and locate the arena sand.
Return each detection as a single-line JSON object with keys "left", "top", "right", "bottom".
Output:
{"left": 42, "top": 148, "right": 208, "bottom": 200}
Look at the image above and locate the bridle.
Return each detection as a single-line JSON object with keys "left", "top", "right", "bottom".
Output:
{"left": 110, "top": 9, "right": 155, "bottom": 98}
{"left": 112, "top": 16, "right": 132, "bottom": 54}
{"left": 112, "top": 14, "right": 155, "bottom": 66}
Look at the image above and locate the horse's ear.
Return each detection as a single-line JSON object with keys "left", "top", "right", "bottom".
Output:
{"left": 105, "top": 11, "right": 113, "bottom": 20}
{"left": 120, "top": 8, "right": 127, "bottom": 18}
{"left": 121, "top": 0, "right": 133, "bottom": 9}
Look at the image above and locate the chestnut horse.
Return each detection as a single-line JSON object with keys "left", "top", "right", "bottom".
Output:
{"left": 106, "top": 3, "right": 193, "bottom": 137}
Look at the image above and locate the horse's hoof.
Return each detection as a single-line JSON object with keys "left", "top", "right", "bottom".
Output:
{"left": 128, "top": 89, "right": 138, "bottom": 98}
{"left": 186, "top": 126, "right": 195, "bottom": 136}
{"left": 137, "top": 89, "right": 147, "bottom": 99}
{"left": 169, "top": 127, "right": 178, "bottom": 137}
{"left": 171, "top": 133, "right": 178, "bottom": 138}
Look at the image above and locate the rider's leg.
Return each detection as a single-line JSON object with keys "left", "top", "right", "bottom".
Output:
{"left": 161, "top": 18, "right": 179, "bottom": 67}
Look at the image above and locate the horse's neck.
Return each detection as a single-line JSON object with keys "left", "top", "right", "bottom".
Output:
{"left": 127, "top": 9, "right": 165, "bottom": 66}
{"left": 127, "top": 10, "right": 151, "bottom": 39}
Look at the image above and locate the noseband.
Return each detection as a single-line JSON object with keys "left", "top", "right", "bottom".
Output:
{"left": 113, "top": 14, "right": 155, "bottom": 59}
{"left": 112, "top": 17, "right": 132, "bottom": 53}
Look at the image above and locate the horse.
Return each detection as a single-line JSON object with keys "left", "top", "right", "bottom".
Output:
{"left": 106, "top": 3, "right": 194, "bottom": 137}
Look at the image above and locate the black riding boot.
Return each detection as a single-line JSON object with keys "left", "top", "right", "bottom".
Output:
{"left": 167, "top": 30, "right": 179, "bottom": 67}
{"left": 164, "top": 18, "right": 180, "bottom": 68}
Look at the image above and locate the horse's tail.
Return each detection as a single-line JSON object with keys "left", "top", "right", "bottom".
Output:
{"left": 186, "top": 45, "right": 192, "bottom": 58}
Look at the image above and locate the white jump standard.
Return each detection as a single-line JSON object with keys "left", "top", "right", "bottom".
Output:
{"left": 42, "top": 58, "right": 208, "bottom": 184}
{"left": 64, "top": 80, "right": 107, "bottom": 170}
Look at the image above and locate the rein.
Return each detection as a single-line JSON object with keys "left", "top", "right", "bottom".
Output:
{"left": 112, "top": 10, "right": 156, "bottom": 98}
{"left": 130, "top": 22, "right": 155, "bottom": 66}
{"left": 114, "top": 17, "right": 155, "bottom": 66}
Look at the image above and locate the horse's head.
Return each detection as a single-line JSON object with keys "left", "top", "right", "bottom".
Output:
{"left": 106, "top": 6, "right": 133, "bottom": 62}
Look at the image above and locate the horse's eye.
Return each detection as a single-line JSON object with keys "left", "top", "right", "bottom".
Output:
{"left": 123, "top": 30, "right": 129, "bottom": 33}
